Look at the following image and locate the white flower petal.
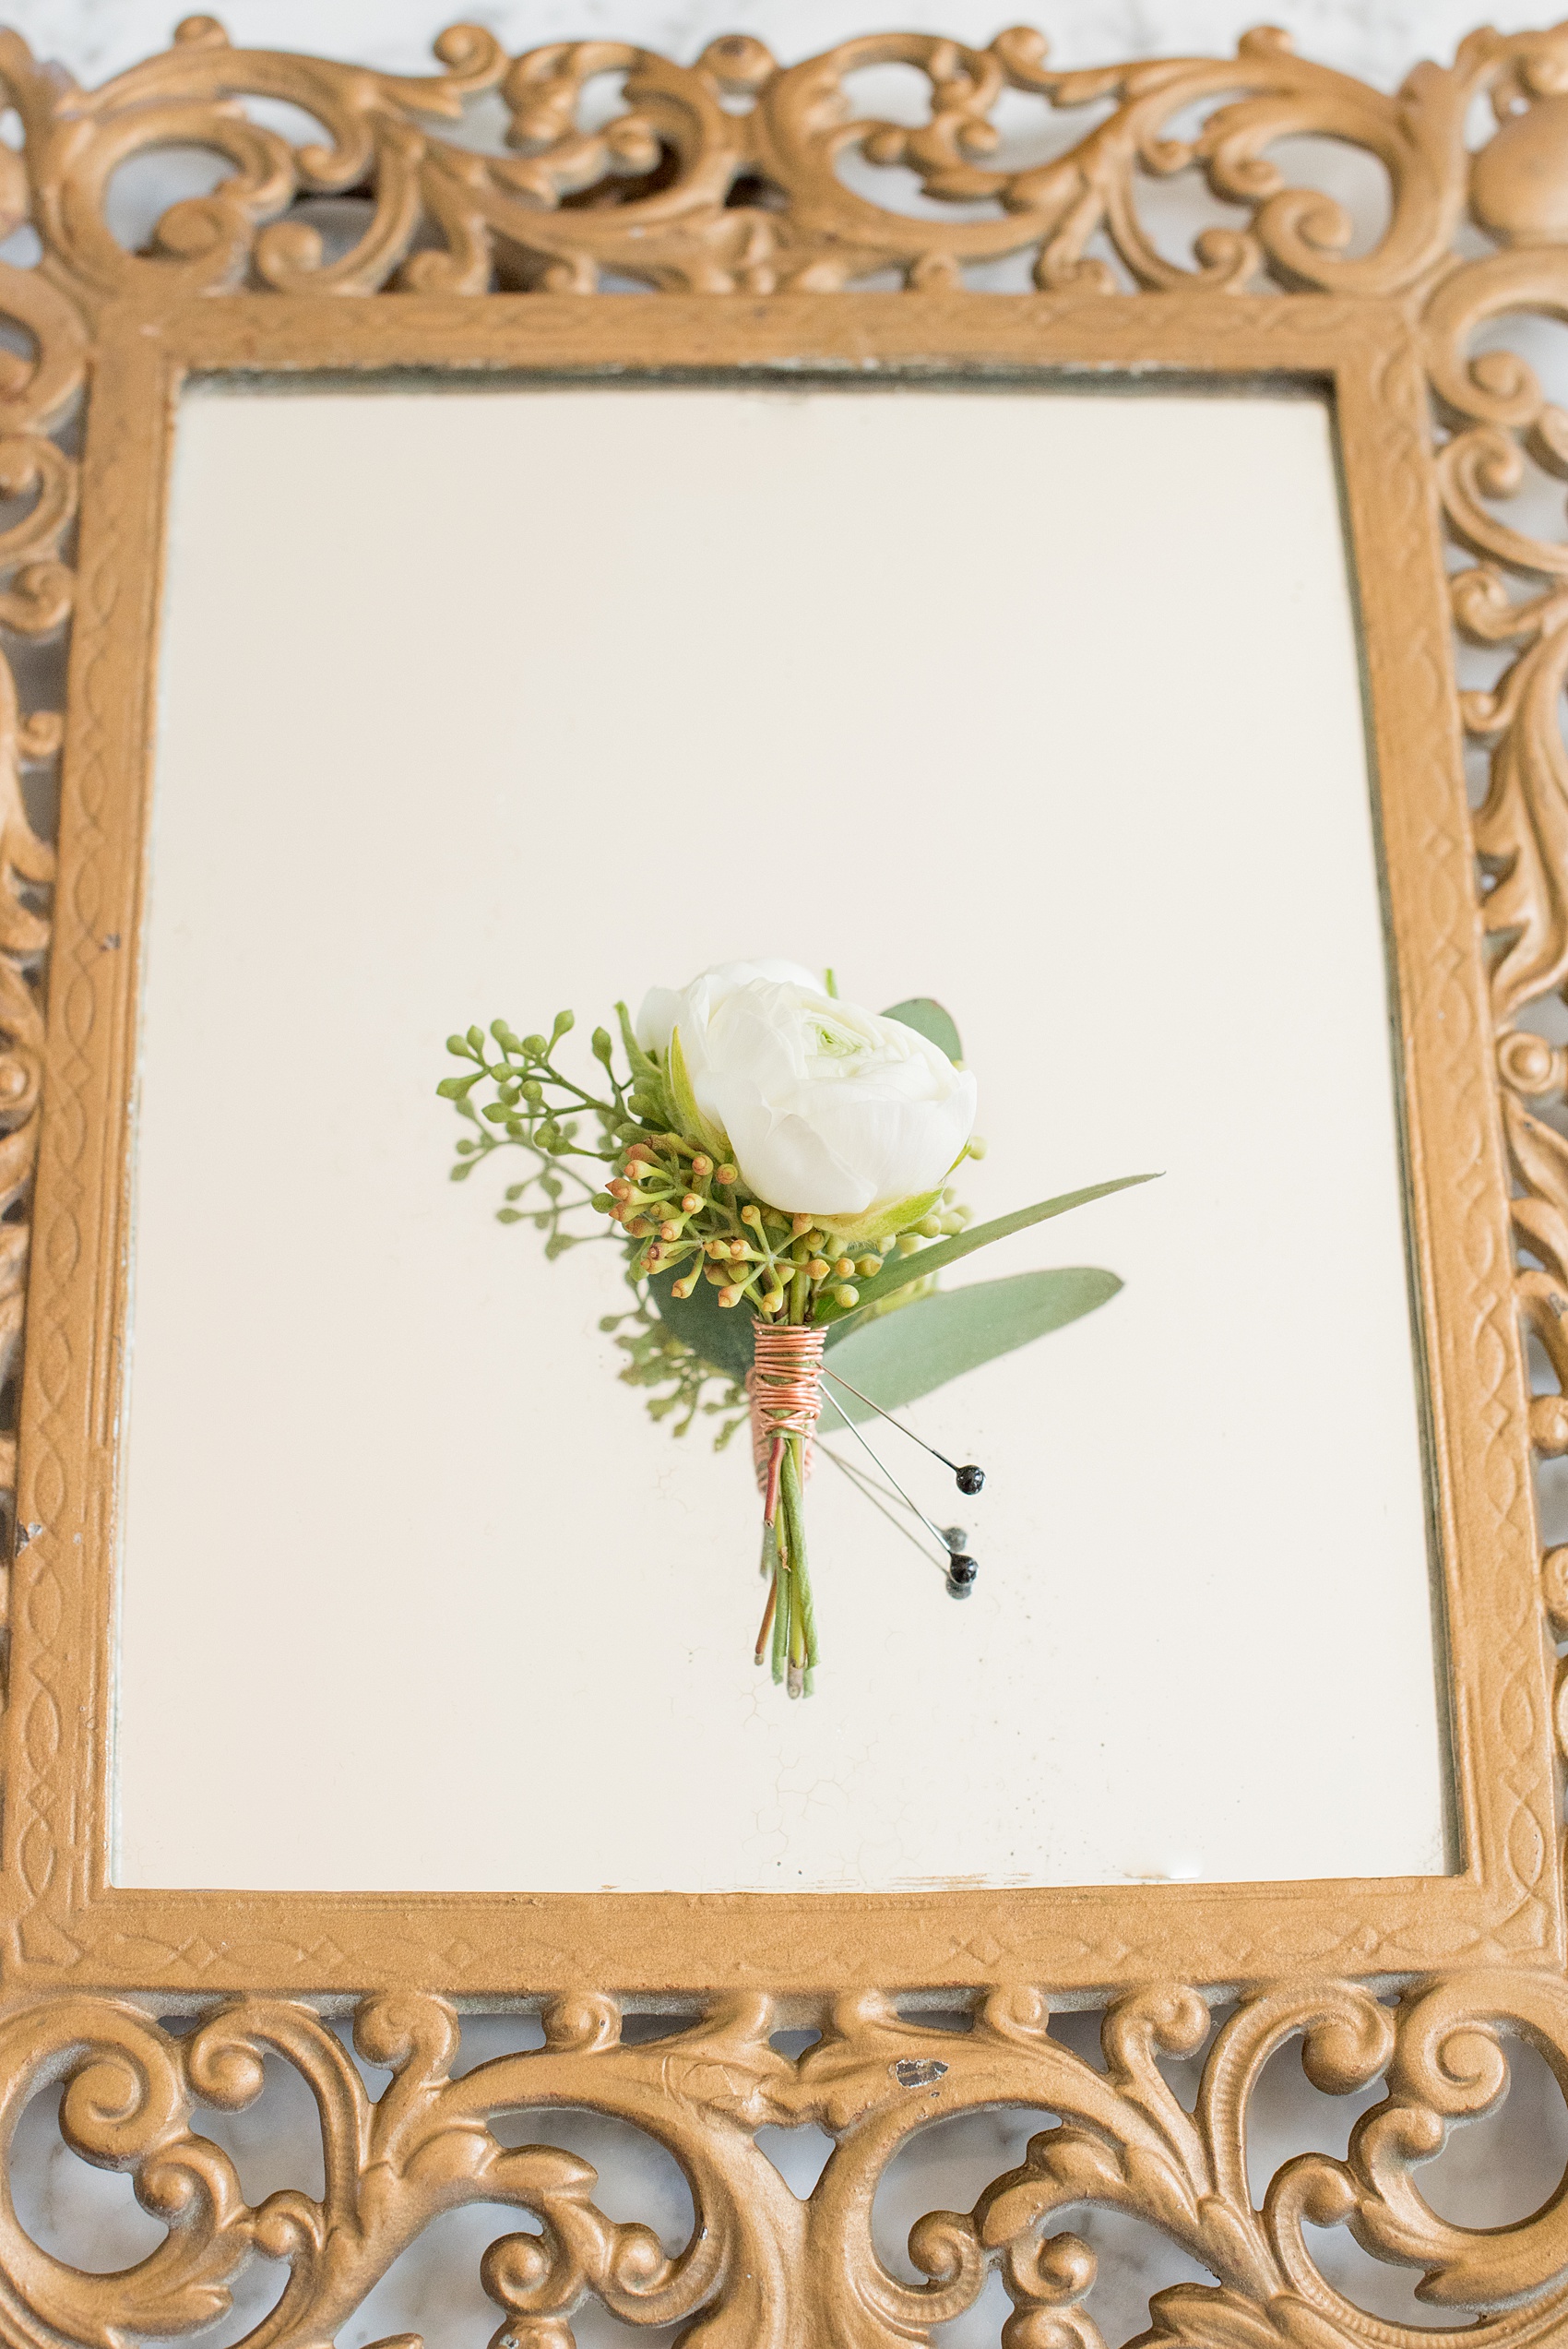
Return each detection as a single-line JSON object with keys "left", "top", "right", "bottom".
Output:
{"left": 630, "top": 961, "right": 978, "bottom": 1218}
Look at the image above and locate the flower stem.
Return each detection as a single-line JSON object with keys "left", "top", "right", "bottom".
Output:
{"left": 781, "top": 1436, "right": 817, "bottom": 1693}
{"left": 754, "top": 1570, "right": 778, "bottom": 1665}
{"left": 771, "top": 1508, "right": 790, "bottom": 1686}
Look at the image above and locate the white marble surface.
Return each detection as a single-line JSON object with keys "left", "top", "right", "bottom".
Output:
{"left": 2, "top": 0, "right": 1562, "bottom": 89}
{"left": 11, "top": 0, "right": 1568, "bottom": 2341}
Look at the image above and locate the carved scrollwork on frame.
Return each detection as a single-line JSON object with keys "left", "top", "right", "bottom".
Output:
{"left": 0, "top": 10, "right": 1566, "bottom": 2344}
{"left": 7, "top": 1975, "right": 1568, "bottom": 2348}
{"left": 0, "top": 11, "right": 1556, "bottom": 303}
{"left": 0, "top": 233, "right": 77, "bottom": 1632}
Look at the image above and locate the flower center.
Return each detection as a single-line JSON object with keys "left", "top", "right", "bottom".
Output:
{"left": 810, "top": 1016, "right": 863, "bottom": 1061}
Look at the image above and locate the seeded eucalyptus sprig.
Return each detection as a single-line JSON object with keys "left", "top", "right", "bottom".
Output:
{"left": 443, "top": 1008, "right": 976, "bottom": 1319}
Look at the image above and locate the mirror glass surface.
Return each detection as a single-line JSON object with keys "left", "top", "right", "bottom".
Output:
{"left": 113, "top": 378, "right": 1448, "bottom": 1893}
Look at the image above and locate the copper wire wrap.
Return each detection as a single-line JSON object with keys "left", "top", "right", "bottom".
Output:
{"left": 747, "top": 1322, "right": 826, "bottom": 1492}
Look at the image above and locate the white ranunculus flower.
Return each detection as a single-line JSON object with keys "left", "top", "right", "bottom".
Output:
{"left": 635, "top": 961, "right": 978, "bottom": 1222}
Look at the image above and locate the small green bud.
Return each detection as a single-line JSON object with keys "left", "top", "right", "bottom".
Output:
{"left": 466, "top": 1024, "right": 485, "bottom": 1052}
{"left": 591, "top": 1192, "right": 614, "bottom": 1213}
{"left": 496, "top": 1208, "right": 523, "bottom": 1224}
{"left": 967, "top": 1134, "right": 988, "bottom": 1160}
{"left": 523, "top": 1079, "right": 544, "bottom": 1103}
{"left": 552, "top": 1009, "right": 576, "bottom": 1041}
{"left": 916, "top": 1215, "right": 942, "bottom": 1238}
{"left": 505, "top": 1117, "right": 526, "bottom": 1139}
{"left": 448, "top": 1162, "right": 475, "bottom": 1182}
{"left": 523, "top": 1033, "right": 548, "bottom": 1056}
{"left": 592, "top": 1027, "right": 613, "bottom": 1065}
{"left": 834, "top": 1283, "right": 859, "bottom": 1308}
{"left": 599, "top": 1315, "right": 620, "bottom": 1332}
{"left": 897, "top": 1233, "right": 923, "bottom": 1256}
{"left": 436, "top": 1073, "right": 476, "bottom": 1099}
{"left": 455, "top": 1139, "right": 477, "bottom": 1157}
{"left": 482, "top": 1102, "right": 508, "bottom": 1123}
{"left": 446, "top": 1033, "right": 470, "bottom": 1056}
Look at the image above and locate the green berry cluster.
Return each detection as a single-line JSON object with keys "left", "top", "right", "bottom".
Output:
{"left": 439, "top": 1005, "right": 973, "bottom": 1438}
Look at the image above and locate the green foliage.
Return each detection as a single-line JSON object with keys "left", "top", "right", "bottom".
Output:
{"left": 881, "top": 996, "right": 962, "bottom": 1063}
{"left": 440, "top": 1008, "right": 635, "bottom": 1255}
{"left": 442, "top": 989, "right": 1155, "bottom": 1452}
{"left": 647, "top": 1260, "right": 757, "bottom": 1383}
{"left": 823, "top": 1266, "right": 1123, "bottom": 1416}
{"left": 816, "top": 1173, "right": 1159, "bottom": 1329}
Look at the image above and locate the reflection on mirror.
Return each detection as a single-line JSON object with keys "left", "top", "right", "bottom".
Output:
{"left": 114, "top": 379, "right": 1447, "bottom": 1894}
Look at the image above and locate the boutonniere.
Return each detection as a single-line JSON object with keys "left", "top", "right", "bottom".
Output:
{"left": 442, "top": 960, "right": 1153, "bottom": 1696}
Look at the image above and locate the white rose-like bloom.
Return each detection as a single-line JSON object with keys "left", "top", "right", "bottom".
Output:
{"left": 635, "top": 961, "right": 978, "bottom": 1220}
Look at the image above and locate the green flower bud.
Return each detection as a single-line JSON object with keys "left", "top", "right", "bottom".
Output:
{"left": 552, "top": 1009, "right": 576, "bottom": 1040}
{"left": 523, "top": 1033, "right": 548, "bottom": 1056}
{"left": 466, "top": 1025, "right": 485, "bottom": 1052}
{"left": 592, "top": 1027, "right": 614, "bottom": 1065}
{"left": 446, "top": 1034, "right": 470, "bottom": 1056}
{"left": 482, "top": 1102, "right": 508, "bottom": 1123}
{"left": 496, "top": 1208, "right": 523, "bottom": 1224}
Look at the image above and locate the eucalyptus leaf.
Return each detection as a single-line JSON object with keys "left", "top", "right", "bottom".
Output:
{"left": 817, "top": 1171, "right": 1158, "bottom": 1329}
{"left": 882, "top": 996, "right": 962, "bottom": 1063}
{"left": 647, "top": 1264, "right": 756, "bottom": 1383}
{"left": 822, "top": 1267, "right": 1121, "bottom": 1418}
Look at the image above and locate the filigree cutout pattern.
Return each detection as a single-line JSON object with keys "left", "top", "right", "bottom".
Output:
{"left": 7, "top": 1978, "right": 1568, "bottom": 2348}
{"left": 0, "top": 10, "right": 1564, "bottom": 2343}
{"left": 0, "top": 13, "right": 1562, "bottom": 301}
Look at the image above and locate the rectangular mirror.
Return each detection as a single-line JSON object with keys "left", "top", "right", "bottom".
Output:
{"left": 113, "top": 375, "right": 1448, "bottom": 1897}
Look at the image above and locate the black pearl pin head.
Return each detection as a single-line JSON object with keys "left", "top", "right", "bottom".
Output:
{"left": 946, "top": 1554, "right": 978, "bottom": 1597}
{"left": 956, "top": 1463, "right": 985, "bottom": 1496}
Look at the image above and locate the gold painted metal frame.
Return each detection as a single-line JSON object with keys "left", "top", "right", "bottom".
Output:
{"left": 0, "top": 16, "right": 1563, "bottom": 2345}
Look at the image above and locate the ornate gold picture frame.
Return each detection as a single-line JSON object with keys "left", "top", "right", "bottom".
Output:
{"left": 0, "top": 15, "right": 1566, "bottom": 2343}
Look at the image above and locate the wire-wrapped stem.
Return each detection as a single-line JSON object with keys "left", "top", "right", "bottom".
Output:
{"left": 748, "top": 1322, "right": 825, "bottom": 1696}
